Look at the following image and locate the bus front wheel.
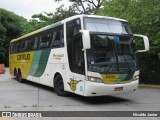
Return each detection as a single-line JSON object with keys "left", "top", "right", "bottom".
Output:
{"left": 54, "top": 75, "right": 68, "bottom": 96}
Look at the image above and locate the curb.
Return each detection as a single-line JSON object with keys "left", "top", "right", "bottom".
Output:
{"left": 139, "top": 84, "right": 160, "bottom": 89}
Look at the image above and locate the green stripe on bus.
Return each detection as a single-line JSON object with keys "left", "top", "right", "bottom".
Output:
{"left": 33, "top": 49, "right": 51, "bottom": 77}
{"left": 118, "top": 74, "right": 127, "bottom": 82}
{"left": 124, "top": 72, "right": 134, "bottom": 81}
{"left": 28, "top": 51, "right": 42, "bottom": 76}
{"left": 119, "top": 72, "right": 134, "bottom": 82}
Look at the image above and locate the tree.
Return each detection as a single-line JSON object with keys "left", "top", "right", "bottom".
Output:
{"left": 0, "top": 8, "right": 27, "bottom": 66}
{"left": 25, "top": 4, "right": 76, "bottom": 34}
{"left": 27, "top": 0, "right": 103, "bottom": 33}
{"left": 54, "top": 0, "right": 102, "bottom": 14}
{"left": 98, "top": 0, "right": 160, "bottom": 84}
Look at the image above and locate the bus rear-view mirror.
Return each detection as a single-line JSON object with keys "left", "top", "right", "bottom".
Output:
{"left": 80, "top": 30, "right": 91, "bottom": 51}
{"left": 133, "top": 34, "right": 149, "bottom": 53}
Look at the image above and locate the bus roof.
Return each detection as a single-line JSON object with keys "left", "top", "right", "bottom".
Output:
{"left": 65, "top": 14, "right": 128, "bottom": 22}
{"left": 10, "top": 14, "right": 128, "bottom": 43}
{"left": 10, "top": 21, "right": 62, "bottom": 43}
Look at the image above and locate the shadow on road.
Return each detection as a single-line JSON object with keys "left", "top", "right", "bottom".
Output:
{"left": 70, "top": 95, "right": 130, "bottom": 105}
{"left": 13, "top": 77, "right": 131, "bottom": 105}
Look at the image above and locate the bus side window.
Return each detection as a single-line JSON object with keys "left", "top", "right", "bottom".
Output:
{"left": 21, "top": 40, "right": 26, "bottom": 52}
{"left": 40, "top": 31, "right": 52, "bottom": 49}
{"left": 33, "top": 36, "right": 39, "bottom": 50}
{"left": 23, "top": 39, "right": 29, "bottom": 51}
{"left": 16, "top": 42, "right": 21, "bottom": 53}
{"left": 13, "top": 43, "right": 16, "bottom": 53}
{"left": 50, "top": 25, "right": 64, "bottom": 48}
{"left": 50, "top": 32, "right": 56, "bottom": 47}
{"left": 14, "top": 42, "right": 17, "bottom": 53}
{"left": 54, "top": 31, "right": 61, "bottom": 47}
{"left": 61, "top": 29, "right": 64, "bottom": 45}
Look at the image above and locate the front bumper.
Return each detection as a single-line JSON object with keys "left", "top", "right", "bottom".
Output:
{"left": 84, "top": 80, "right": 139, "bottom": 96}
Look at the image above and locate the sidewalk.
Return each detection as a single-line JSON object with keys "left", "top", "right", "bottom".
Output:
{"left": 139, "top": 84, "right": 160, "bottom": 89}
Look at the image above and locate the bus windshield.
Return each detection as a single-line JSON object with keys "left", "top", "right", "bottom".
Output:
{"left": 84, "top": 17, "right": 132, "bottom": 35}
{"left": 87, "top": 34, "right": 137, "bottom": 73}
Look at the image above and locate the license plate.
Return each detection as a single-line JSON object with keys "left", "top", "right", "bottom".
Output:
{"left": 114, "top": 87, "right": 123, "bottom": 91}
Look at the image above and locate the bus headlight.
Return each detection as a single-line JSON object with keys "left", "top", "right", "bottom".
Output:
{"left": 132, "top": 75, "right": 139, "bottom": 81}
{"left": 88, "top": 76, "right": 103, "bottom": 83}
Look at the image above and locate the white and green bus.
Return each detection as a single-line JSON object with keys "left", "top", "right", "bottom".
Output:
{"left": 9, "top": 14, "right": 149, "bottom": 96}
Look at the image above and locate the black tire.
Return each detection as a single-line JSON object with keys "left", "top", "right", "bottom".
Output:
{"left": 54, "top": 75, "right": 68, "bottom": 96}
{"left": 16, "top": 71, "right": 19, "bottom": 81}
{"left": 14, "top": 69, "right": 17, "bottom": 76}
{"left": 14, "top": 69, "right": 18, "bottom": 80}
{"left": 17, "top": 70, "right": 25, "bottom": 83}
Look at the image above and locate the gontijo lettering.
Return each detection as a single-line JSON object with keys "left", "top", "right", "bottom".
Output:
{"left": 17, "top": 54, "right": 30, "bottom": 60}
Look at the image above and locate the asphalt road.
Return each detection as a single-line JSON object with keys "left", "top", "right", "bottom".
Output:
{"left": 0, "top": 68, "right": 159, "bottom": 120}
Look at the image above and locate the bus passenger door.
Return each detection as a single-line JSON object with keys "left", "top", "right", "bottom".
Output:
{"left": 66, "top": 18, "right": 86, "bottom": 95}
{"left": 67, "top": 34, "right": 86, "bottom": 96}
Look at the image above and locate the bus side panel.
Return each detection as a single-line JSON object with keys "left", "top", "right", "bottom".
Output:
{"left": 39, "top": 48, "right": 67, "bottom": 87}
{"left": 9, "top": 52, "right": 34, "bottom": 80}
{"left": 65, "top": 72, "right": 85, "bottom": 96}
{"left": 9, "top": 54, "right": 15, "bottom": 76}
{"left": 27, "top": 50, "right": 50, "bottom": 83}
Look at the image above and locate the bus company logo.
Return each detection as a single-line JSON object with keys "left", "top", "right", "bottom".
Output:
{"left": 106, "top": 74, "right": 116, "bottom": 79}
{"left": 17, "top": 54, "right": 30, "bottom": 60}
{"left": 68, "top": 79, "right": 82, "bottom": 91}
{"left": 53, "top": 54, "right": 64, "bottom": 60}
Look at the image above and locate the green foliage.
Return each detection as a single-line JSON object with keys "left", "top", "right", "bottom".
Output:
{"left": 98, "top": 0, "right": 160, "bottom": 84}
{"left": 55, "top": 0, "right": 102, "bottom": 14}
{"left": 0, "top": 8, "right": 27, "bottom": 65}
{"left": 99, "top": 0, "right": 160, "bottom": 57}
{"left": 26, "top": 0, "right": 103, "bottom": 33}
{"left": 24, "top": 5, "right": 76, "bottom": 34}
{"left": 26, "top": 0, "right": 103, "bottom": 34}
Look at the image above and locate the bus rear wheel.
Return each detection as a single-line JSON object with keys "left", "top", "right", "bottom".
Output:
{"left": 54, "top": 75, "right": 68, "bottom": 96}
{"left": 14, "top": 68, "right": 17, "bottom": 77}
{"left": 17, "top": 70, "right": 25, "bottom": 83}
